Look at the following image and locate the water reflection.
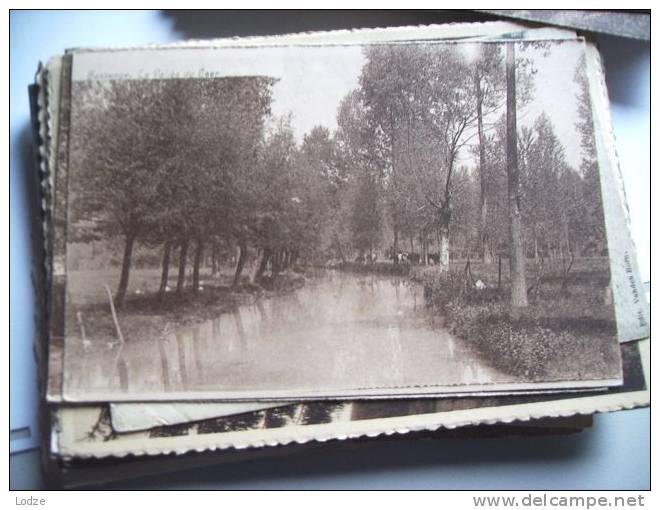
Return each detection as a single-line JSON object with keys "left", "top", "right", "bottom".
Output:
{"left": 192, "top": 324, "right": 203, "bottom": 383}
{"left": 115, "top": 346, "right": 129, "bottom": 393}
{"left": 175, "top": 331, "right": 188, "bottom": 387}
{"left": 64, "top": 270, "right": 506, "bottom": 398}
{"left": 158, "top": 336, "right": 171, "bottom": 392}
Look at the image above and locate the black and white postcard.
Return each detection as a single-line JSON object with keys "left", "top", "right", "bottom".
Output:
{"left": 52, "top": 38, "right": 629, "bottom": 401}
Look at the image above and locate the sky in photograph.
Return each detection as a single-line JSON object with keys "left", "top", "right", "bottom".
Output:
{"left": 263, "top": 41, "right": 585, "bottom": 170}
{"left": 74, "top": 40, "right": 586, "bottom": 169}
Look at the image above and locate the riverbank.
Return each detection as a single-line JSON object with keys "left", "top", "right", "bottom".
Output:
{"left": 415, "top": 259, "right": 620, "bottom": 382}
{"left": 65, "top": 268, "right": 509, "bottom": 398}
{"left": 326, "top": 261, "right": 411, "bottom": 276}
{"left": 68, "top": 268, "right": 306, "bottom": 345}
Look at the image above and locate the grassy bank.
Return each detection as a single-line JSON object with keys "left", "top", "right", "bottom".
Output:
{"left": 68, "top": 267, "right": 305, "bottom": 345}
{"left": 414, "top": 258, "right": 620, "bottom": 382}
{"left": 329, "top": 261, "right": 411, "bottom": 276}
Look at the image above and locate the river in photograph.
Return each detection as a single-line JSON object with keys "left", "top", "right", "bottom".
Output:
{"left": 63, "top": 270, "right": 508, "bottom": 399}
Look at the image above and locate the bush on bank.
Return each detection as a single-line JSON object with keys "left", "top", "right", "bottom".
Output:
{"left": 416, "top": 265, "right": 618, "bottom": 381}
{"left": 333, "top": 261, "right": 411, "bottom": 276}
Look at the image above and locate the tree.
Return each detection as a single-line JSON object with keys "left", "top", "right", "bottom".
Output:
{"left": 240, "top": 116, "right": 300, "bottom": 283}
{"left": 521, "top": 114, "right": 577, "bottom": 260}
{"left": 71, "top": 76, "right": 275, "bottom": 302}
{"left": 574, "top": 55, "right": 607, "bottom": 256}
{"left": 174, "top": 77, "right": 274, "bottom": 291}
{"left": 472, "top": 44, "right": 506, "bottom": 264}
{"left": 470, "top": 115, "right": 510, "bottom": 261}
{"left": 70, "top": 79, "right": 180, "bottom": 307}
{"left": 505, "top": 42, "right": 528, "bottom": 308}
{"left": 335, "top": 90, "right": 383, "bottom": 260}
{"left": 427, "top": 52, "right": 475, "bottom": 269}
{"left": 297, "top": 125, "right": 346, "bottom": 263}
{"left": 360, "top": 45, "right": 431, "bottom": 262}
{"left": 359, "top": 44, "right": 477, "bottom": 269}
{"left": 350, "top": 171, "right": 382, "bottom": 259}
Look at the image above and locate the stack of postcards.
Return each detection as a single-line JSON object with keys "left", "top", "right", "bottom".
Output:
{"left": 30, "top": 22, "right": 649, "bottom": 487}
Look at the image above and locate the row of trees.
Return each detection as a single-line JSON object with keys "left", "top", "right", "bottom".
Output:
{"left": 70, "top": 42, "right": 605, "bottom": 309}
{"left": 315, "top": 42, "right": 604, "bottom": 307}
{"left": 71, "top": 76, "right": 366, "bottom": 307}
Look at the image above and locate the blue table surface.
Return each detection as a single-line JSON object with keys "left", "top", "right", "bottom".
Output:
{"left": 9, "top": 10, "right": 650, "bottom": 489}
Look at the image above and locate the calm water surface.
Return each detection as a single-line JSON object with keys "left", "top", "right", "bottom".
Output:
{"left": 64, "top": 270, "right": 506, "bottom": 399}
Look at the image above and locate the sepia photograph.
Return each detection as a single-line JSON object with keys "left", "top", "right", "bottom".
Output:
{"left": 60, "top": 39, "right": 622, "bottom": 401}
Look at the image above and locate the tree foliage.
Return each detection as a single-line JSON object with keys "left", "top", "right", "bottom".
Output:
{"left": 69, "top": 43, "right": 607, "bottom": 308}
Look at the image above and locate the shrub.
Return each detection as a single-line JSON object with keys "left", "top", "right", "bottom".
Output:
{"left": 420, "top": 266, "right": 618, "bottom": 381}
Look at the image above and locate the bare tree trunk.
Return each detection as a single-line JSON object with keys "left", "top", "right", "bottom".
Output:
{"left": 211, "top": 242, "right": 218, "bottom": 276}
{"left": 475, "top": 73, "right": 493, "bottom": 265}
{"left": 480, "top": 209, "right": 492, "bottom": 264}
{"left": 116, "top": 231, "right": 136, "bottom": 308}
{"left": 438, "top": 224, "right": 450, "bottom": 272}
{"left": 232, "top": 240, "right": 247, "bottom": 288}
{"left": 391, "top": 125, "right": 401, "bottom": 266}
{"left": 192, "top": 239, "right": 204, "bottom": 295}
{"left": 562, "top": 214, "right": 571, "bottom": 258}
{"left": 176, "top": 238, "right": 189, "bottom": 295}
{"left": 422, "top": 232, "right": 428, "bottom": 265}
{"left": 334, "top": 237, "right": 346, "bottom": 264}
{"left": 393, "top": 226, "right": 399, "bottom": 265}
{"left": 463, "top": 258, "right": 476, "bottom": 290}
{"left": 560, "top": 251, "right": 575, "bottom": 294}
{"left": 271, "top": 250, "right": 281, "bottom": 274}
{"left": 253, "top": 247, "right": 272, "bottom": 282}
{"left": 506, "top": 42, "right": 528, "bottom": 309}
{"left": 158, "top": 240, "right": 172, "bottom": 299}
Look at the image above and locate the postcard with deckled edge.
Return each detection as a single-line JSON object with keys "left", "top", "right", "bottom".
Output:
{"left": 34, "top": 28, "right": 644, "bottom": 410}
{"left": 54, "top": 37, "right": 628, "bottom": 402}
{"left": 39, "top": 23, "right": 591, "bottom": 403}
{"left": 52, "top": 339, "right": 647, "bottom": 459}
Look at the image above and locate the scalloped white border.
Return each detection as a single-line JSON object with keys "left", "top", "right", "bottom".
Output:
{"left": 40, "top": 57, "right": 68, "bottom": 403}
{"left": 66, "top": 22, "right": 577, "bottom": 53}
{"left": 38, "top": 27, "right": 648, "bottom": 407}
{"left": 39, "top": 28, "right": 650, "bottom": 459}
{"left": 55, "top": 337, "right": 648, "bottom": 459}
